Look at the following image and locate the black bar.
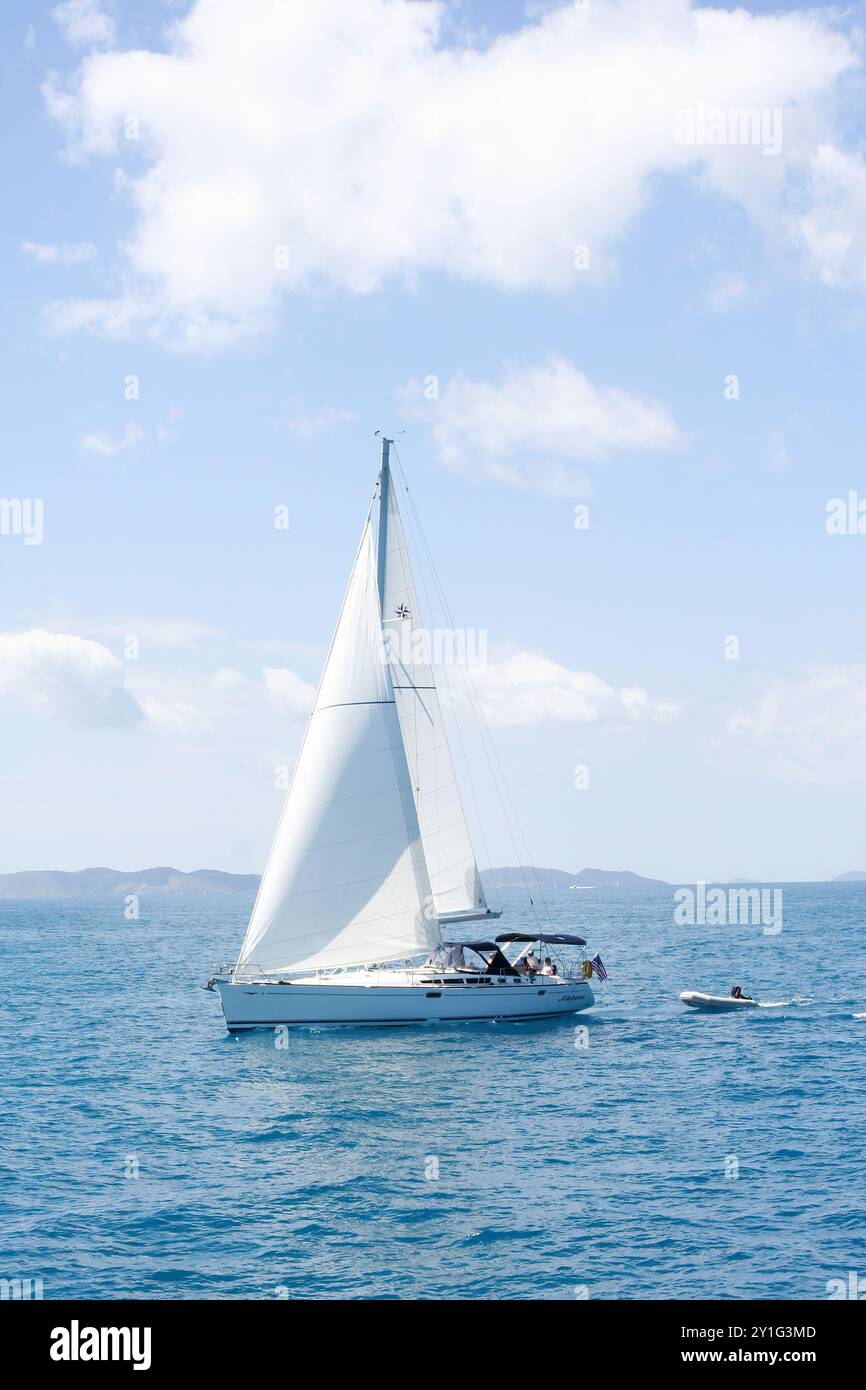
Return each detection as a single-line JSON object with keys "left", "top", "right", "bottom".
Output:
{"left": 8, "top": 1296, "right": 861, "bottom": 1374}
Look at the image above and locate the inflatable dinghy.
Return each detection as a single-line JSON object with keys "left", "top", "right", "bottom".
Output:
{"left": 680, "top": 990, "right": 758, "bottom": 1012}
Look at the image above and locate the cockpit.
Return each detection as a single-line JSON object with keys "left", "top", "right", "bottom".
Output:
{"left": 423, "top": 932, "right": 587, "bottom": 983}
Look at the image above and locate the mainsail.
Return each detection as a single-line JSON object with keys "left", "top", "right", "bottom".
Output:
{"left": 377, "top": 450, "right": 491, "bottom": 923}
{"left": 235, "top": 519, "right": 439, "bottom": 975}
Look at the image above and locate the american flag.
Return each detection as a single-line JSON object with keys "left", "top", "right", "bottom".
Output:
{"left": 590, "top": 953, "right": 608, "bottom": 981}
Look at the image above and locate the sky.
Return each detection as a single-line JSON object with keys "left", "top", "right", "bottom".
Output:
{"left": 2, "top": 0, "right": 866, "bottom": 883}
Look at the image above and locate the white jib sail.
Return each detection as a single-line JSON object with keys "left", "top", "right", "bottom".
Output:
{"left": 235, "top": 520, "right": 440, "bottom": 976}
{"left": 378, "top": 464, "right": 489, "bottom": 921}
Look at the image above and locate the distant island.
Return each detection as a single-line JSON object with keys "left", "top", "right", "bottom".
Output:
{"left": 1, "top": 864, "right": 863, "bottom": 900}
{"left": 0, "top": 863, "right": 670, "bottom": 900}
{"left": 481, "top": 866, "right": 670, "bottom": 891}
{"left": 0, "top": 867, "right": 260, "bottom": 900}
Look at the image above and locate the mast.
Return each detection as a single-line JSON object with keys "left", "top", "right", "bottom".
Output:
{"left": 376, "top": 436, "right": 392, "bottom": 608}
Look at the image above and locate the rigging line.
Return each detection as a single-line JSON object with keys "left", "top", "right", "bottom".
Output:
{"left": 390, "top": 446, "right": 496, "bottom": 898}
{"left": 391, "top": 446, "right": 541, "bottom": 924}
{"left": 454, "top": 658, "right": 546, "bottom": 918}
{"left": 394, "top": 457, "right": 516, "bottom": 916}
{"left": 391, "top": 449, "right": 550, "bottom": 929}
{"left": 415, "top": 552, "right": 545, "bottom": 921}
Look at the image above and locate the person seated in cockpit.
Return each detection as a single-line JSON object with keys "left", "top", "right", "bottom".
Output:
{"left": 730, "top": 984, "right": 752, "bottom": 1000}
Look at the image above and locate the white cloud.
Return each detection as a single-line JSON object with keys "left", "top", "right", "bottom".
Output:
{"left": 210, "top": 667, "right": 250, "bottom": 692}
{"left": 728, "top": 665, "right": 866, "bottom": 783}
{"left": 262, "top": 667, "right": 317, "bottom": 715}
{"left": 769, "top": 429, "right": 791, "bottom": 472}
{"left": 52, "top": 1, "right": 115, "bottom": 48}
{"left": 44, "top": 294, "right": 152, "bottom": 338}
{"left": 21, "top": 240, "right": 96, "bottom": 264}
{"left": 154, "top": 406, "right": 184, "bottom": 440}
{"left": 135, "top": 693, "right": 212, "bottom": 735}
{"left": 242, "top": 638, "right": 323, "bottom": 657}
{"left": 285, "top": 407, "right": 356, "bottom": 439}
{"left": 128, "top": 663, "right": 315, "bottom": 733}
{"left": 42, "top": 292, "right": 256, "bottom": 351}
{"left": 41, "top": 0, "right": 859, "bottom": 348}
{"left": 65, "top": 617, "right": 221, "bottom": 648}
{"left": 790, "top": 144, "right": 866, "bottom": 290}
{"left": 0, "top": 628, "right": 315, "bottom": 737}
{"left": 78, "top": 408, "right": 182, "bottom": 455}
{"left": 0, "top": 628, "right": 142, "bottom": 728}
{"left": 465, "top": 651, "right": 679, "bottom": 728}
{"left": 78, "top": 421, "right": 145, "bottom": 455}
{"left": 406, "top": 355, "right": 683, "bottom": 493}
{"left": 705, "top": 270, "right": 746, "bottom": 313}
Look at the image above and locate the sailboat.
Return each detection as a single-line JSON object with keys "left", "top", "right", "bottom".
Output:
{"left": 208, "top": 439, "right": 596, "bottom": 1029}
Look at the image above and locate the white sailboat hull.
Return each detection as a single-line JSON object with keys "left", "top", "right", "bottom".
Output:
{"left": 215, "top": 974, "right": 594, "bottom": 1030}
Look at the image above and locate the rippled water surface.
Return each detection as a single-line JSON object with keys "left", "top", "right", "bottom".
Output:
{"left": 1, "top": 884, "right": 865, "bottom": 1299}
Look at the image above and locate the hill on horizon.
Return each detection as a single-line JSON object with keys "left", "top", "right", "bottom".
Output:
{"left": 0, "top": 863, "right": 672, "bottom": 899}
{"left": 0, "top": 866, "right": 260, "bottom": 899}
{"left": 3, "top": 865, "right": 859, "bottom": 900}
{"left": 481, "top": 865, "right": 671, "bottom": 890}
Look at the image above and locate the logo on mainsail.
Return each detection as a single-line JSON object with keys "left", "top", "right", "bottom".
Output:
{"left": 395, "top": 603, "right": 411, "bottom": 618}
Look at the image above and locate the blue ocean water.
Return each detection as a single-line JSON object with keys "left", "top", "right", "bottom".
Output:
{"left": 1, "top": 883, "right": 864, "bottom": 1301}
